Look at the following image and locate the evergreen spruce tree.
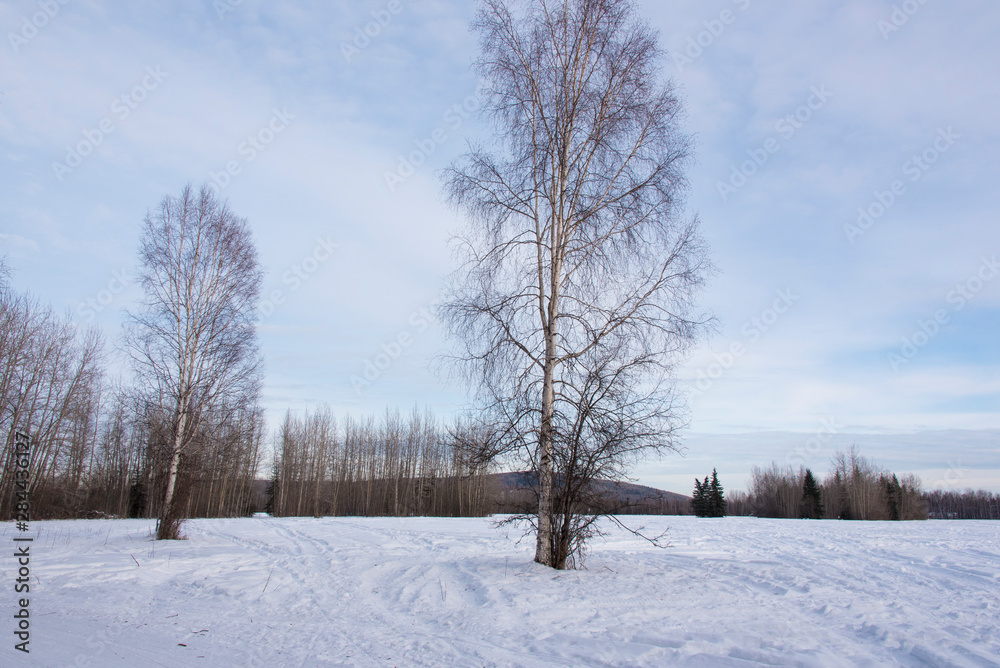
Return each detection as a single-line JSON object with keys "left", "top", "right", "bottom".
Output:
{"left": 882, "top": 473, "right": 901, "bottom": 521}
{"left": 708, "top": 468, "right": 726, "bottom": 517}
{"left": 702, "top": 475, "right": 710, "bottom": 516}
{"left": 265, "top": 459, "right": 280, "bottom": 516}
{"left": 691, "top": 477, "right": 706, "bottom": 517}
{"left": 693, "top": 472, "right": 727, "bottom": 517}
{"left": 127, "top": 478, "right": 147, "bottom": 519}
{"left": 799, "top": 468, "right": 824, "bottom": 519}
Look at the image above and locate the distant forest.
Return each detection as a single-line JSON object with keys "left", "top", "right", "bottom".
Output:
{"left": 728, "top": 447, "right": 927, "bottom": 521}
{"left": 723, "top": 448, "right": 999, "bottom": 521}
{"left": 923, "top": 489, "right": 1000, "bottom": 520}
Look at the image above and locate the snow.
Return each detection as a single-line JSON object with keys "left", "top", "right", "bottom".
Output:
{"left": 3, "top": 516, "right": 998, "bottom": 666}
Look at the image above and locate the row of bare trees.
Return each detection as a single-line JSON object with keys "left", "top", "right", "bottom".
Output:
{"left": 81, "top": 390, "right": 265, "bottom": 521}
{"left": 924, "top": 489, "right": 1000, "bottom": 520}
{"left": 745, "top": 447, "right": 927, "bottom": 520}
{"left": 725, "top": 490, "right": 754, "bottom": 516}
{"left": 0, "top": 263, "right": 104, "bottom": 518}
{"left": 269, "top": 407, "right": 493, "bottom": 518}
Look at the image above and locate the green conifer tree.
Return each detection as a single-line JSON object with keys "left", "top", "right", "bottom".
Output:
{"left": 882, "top": 473, "right": 901, "bottom": 521}
{"left": 708, "top": 468, "right": 726, "bottom": 517}
{"left": 265, "top": 459, "right": 280, "bottom": 516}
{"left": 799, "top": 468, "right": 824, "bottom": 519}
{"left": 702, "top": 475, "right": 710, "bottom": 516}
{"left": 691, "top": 477, "right": 706, "bottom": 517}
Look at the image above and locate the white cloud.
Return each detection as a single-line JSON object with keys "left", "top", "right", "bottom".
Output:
{"left": 0, "top": 233, "right": 39, "bottom": 252}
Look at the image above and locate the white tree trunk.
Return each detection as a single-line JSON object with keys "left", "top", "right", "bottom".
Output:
{"left": 157, "top": 409, "right": 187, "bottom": 538}
{"left": 534, "top": 354, "right": 556, "bottom": 565}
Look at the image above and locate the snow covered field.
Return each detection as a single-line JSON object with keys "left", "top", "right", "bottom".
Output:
{"left": 2, "top": 516, "right": 998, "bottom": 667}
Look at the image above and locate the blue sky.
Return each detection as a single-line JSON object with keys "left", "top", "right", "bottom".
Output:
{"left": 1, "top": 0, "right": 997, "bottom": 493}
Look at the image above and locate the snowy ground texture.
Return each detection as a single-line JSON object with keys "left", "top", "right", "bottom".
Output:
{"left": 2, "top": 516, "right": 999, "bottom": 667}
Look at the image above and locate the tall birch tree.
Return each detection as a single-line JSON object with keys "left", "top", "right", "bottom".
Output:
{"left": 442, "top": 0, "right": 709, "bottom": 568}
{"left": 124, "top": 185, "right": 262, "bottom": 539}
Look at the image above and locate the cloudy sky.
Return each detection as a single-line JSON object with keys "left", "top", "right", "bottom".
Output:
{"left": 1, "top": 0, "right": 997, "bottom": 493}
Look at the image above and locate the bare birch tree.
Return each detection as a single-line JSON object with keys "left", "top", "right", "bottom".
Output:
{"left": 124, "top": 184, "right": 263, "bottom": 539}
{"left": 441, "top": 0, "right": 709, "bottom": 568}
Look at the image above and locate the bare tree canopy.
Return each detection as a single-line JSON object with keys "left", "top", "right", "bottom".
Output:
{"left": 441, "top": 0, "right": 710, "bottom": 568}
{"left": 124, "top": 184, "right": 263, "bottom": 539}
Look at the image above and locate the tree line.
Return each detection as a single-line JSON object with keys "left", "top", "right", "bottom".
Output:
{"left": 924, "top": 489, "right": 1000, "bottom": 520}
{"left": 269, "top": 407, "right": 492, "bottom": 518}
{"left": 695, "top": 452, "right": 1000, "bottom": 521}
{"left": 741, "top": 447, "right": 927, "bottom": 520}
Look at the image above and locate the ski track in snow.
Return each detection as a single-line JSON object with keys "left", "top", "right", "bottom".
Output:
{"left": 2, "top": 516, "right": 998, "bottom": 667}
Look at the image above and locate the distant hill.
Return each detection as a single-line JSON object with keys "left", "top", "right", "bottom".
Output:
{"left": 250, "top": 472, "right": 693, "bottom": 516}
{"left": 486, "top": 471, "right": 691, "bottom": 514}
